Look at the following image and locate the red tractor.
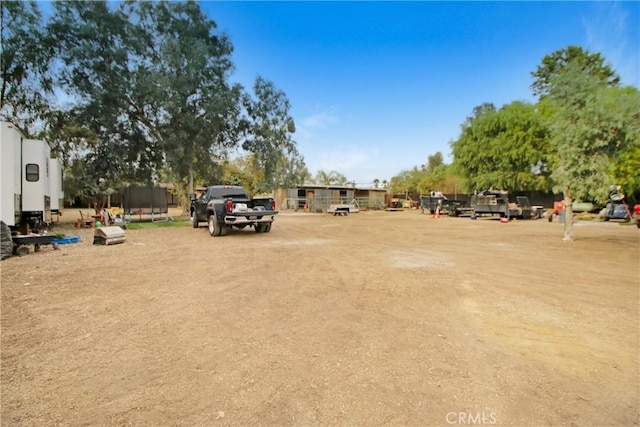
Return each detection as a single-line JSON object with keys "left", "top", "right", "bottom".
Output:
{"left": 634, "top": 204, "right": 640, "bottom": 228}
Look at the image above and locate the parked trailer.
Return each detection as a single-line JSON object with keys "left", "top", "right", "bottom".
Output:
{"left": 327, "top": 203, "right": 359, "bottom": 216}
{"left": 21, "top": 139, "right": 52, "bottom": 229}
{"left": 420, "top": 193, "right": 473, "bottom": 217}
{"left": 1, "top": 121, "right": 59, "bottom": 233}
{"left": 11, "top": 234, "right": 58, "bottom": 257}
{"left": 49, "top": 157, "right": 64, "bottom": 221}
{"left": 471, "top": 190, "right": 533, "bottom": 219}
{"left": 0, "top": 122, "right": 22, "bottom": 226}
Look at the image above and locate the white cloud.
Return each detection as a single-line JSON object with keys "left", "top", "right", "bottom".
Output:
{"left": 294, "top": 112, "right": 339, "bottom": 142}
{"left": 301, "top": 112, "right": 339, "bottom": 129}
{"left": 582, "top": 2, "right": 639, "bottom": 87}
{"left": 291, "top": 111, "right": 395, "bottom": 183}
{"left": 316, "top": 147, "right": 371, "bottom": 171}
{"left": 302, "top": 147, "right": 388, "bottom": 184}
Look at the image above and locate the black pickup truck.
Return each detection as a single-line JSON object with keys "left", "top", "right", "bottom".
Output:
{"left": 190, "top": 185, "right": 278, "bottom": 236}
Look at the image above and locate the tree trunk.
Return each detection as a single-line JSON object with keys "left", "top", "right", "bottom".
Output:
{"left": 188, "top": 163, "right": 194, "bottom": 196}
{"left": 172, "top": 180, "right": 189, "bottom": 215}
{"left": 563, "top": 189, "right": 574, "bottom": 241}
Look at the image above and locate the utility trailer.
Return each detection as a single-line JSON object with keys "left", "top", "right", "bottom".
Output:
{"left": 420, "top": 193, "right": 473, "bottom": 217}
{"left": 11, "top": 234, "right": 58, "bottom": 256}
{"left": 327, "top": 203, "right": 359, "bottom": 216}
{"left": 470, "top": 190, "right": 532, "bottom": 219}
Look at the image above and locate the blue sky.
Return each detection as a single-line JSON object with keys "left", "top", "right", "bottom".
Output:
{"left": 204, "top": 1, "right": 639, "bottom": 186}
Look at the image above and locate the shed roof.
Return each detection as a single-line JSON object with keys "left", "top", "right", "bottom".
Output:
{"left": 291, "top": 184, "right": 386, "bottom": 192}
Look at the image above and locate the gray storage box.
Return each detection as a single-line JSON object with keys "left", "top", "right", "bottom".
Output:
{"left": 93, "top": 226, "right": 126, "bottom": 245}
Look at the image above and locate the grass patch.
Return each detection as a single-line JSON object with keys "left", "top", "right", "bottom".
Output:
{"left": 125, "top": 220, "right": 191, "bottom": 230}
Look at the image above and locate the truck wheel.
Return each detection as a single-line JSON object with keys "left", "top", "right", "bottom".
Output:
{"left": 263, "top": 223, "right": 272, "bottom": 233}
{"left": 220, "top": 223, "right": 229, "bottom": 236}
{"left": 255, "top": 224, "right": 264, "bottom": 233}
{"left": 208, "top": 215, "right": 221, "bottom": 237}
{"left": 192, "top": 212, "right": 198, "bottom": 228}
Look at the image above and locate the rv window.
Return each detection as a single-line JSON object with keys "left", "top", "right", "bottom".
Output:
{"left": 26, "top": 164, "right": 39, "bottom": 182}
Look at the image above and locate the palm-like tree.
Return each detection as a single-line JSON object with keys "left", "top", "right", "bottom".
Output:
{"left": 315, "top": 170, "right": 348, "bottom": 185}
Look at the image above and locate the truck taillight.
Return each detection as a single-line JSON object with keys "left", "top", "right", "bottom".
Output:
{"left": 271, "top": 200, "right": 276, "bottom": 210}
{"left": 226, "top": 199, "right": 233, "bottom": 212}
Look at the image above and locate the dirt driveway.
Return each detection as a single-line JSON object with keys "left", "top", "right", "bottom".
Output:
{"left": 1, "top": 210, "right": 638, "bottom": 426}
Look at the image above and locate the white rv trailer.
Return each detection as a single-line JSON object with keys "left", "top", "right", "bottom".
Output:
{"left": 1, "top": 121, "right": 61, "bottom": 231}
{"left": 49, "top": 157, "right": 64, "bottom": 219}
{"left": 21, "top": 138, "right": 52, "bottom": 226}
{"left": 0, "top": 122, "right": 23, "bottom": 226}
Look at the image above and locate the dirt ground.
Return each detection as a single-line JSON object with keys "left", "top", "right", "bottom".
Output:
{"left": 1, "top": 209, "right": 638, "bottom": 426}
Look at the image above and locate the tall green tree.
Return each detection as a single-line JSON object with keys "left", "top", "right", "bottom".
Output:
{"left": 421, "top": 152, "right": 444, "bottom": 173}
{"left": 242, "top": 76, "right": 298, "bottom": 193}
{"left": 218, "top": 155, "right": 263, "bottom": 197}
{"left": 48, "top": 1, "right": 242, "bottom": 211}
{"left": 531, "top": 45, "right": 619, "bottom": 99}
{"left": 389, "top": 168, "right": 422, "bottom": 197}
{"left": 127, "top": 1, "right": 243, "bottom": 197}
{"left": 48, "top": 1, "right": 135, "bottom": 211}
{"left": 414, "top": 151, "right": 463, "bottom": 196}
{"left": 272, "top": 145, "right": 311, "bottom": 188}
{"left": 314, "top": 170, "right": 348, "bottom": 186}
{"left": 609, "top": 86, "right": 640, "bottom": 204}
{"left": 416, "top": 163, "right": 462, "bottom": 196}
{"left": 544, "top": 62, "right": 639, "bottom": 241}
{"left": 451, "top": 101, "right": 551, "bottom": 192}
{"left": 1, "top": 0, "right": 53, "bottom": 135}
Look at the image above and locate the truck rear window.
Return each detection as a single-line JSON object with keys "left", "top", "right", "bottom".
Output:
{"left": 208, "top": 188, "right": 247, "bottom": 199}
